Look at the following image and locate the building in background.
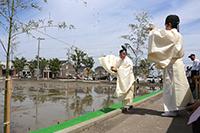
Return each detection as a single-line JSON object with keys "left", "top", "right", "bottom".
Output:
{"left": 59, "top": 62, "right": 76, "bottom": 79}
{"left": 94, "top": 66, "right": 109, "bottom": 80}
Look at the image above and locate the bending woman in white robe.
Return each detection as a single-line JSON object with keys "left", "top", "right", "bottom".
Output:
{"left": 99, "top": 49, "right": 135, "bottom": 111}
{"left": 148, "top": 15, "right": 194, "bottom": 117}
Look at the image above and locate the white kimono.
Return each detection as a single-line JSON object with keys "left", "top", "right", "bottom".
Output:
{"left": 148, "top": 28, "right": 194, "bottom": 111}
{"left": 99, "top": 55, "right": 135, "bottom": 106}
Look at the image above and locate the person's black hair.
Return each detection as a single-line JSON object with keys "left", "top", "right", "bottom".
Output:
{"left": 119, "top": 49, "right": 126, "bottom": 54}
{"left": 188, "top": 54, "right": 195, "bottom": 58}
{"left": 119, "top": 45, "right": 127, "bottom": 54}
{"left": 165, "top": 15, "right": 180, "bottom": 31}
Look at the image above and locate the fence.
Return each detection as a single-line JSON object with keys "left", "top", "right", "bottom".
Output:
{"left": 194, "top": 76, "right": 200, "bottom": 99}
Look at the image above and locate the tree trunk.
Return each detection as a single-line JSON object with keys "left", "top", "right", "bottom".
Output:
{"left": 4, "top": 0, "right": 14, "bottom": 133}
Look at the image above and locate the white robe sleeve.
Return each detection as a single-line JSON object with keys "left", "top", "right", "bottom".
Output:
{"left": 148, "top": 28, "right": 184, "bottom": 69}
{"left": 98, "top": 55, "right": 120, "bottom": 75}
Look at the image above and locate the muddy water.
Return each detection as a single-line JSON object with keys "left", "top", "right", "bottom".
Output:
{"left": 0, "top": 80, "right": 118, "bottom": 133}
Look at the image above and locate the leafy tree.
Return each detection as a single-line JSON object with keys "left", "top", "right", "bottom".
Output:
{"left": 70, "top": 47, "right": 95, "bottom": 78}
{"left": 121, "top": 12, "right": 151, "bottom": 76}
{"left": 138, "top": 59, "right": 152, "bottom": 77}
{"left": 28, "top": 59, "right": 37, "bottom": 77}
{"left": 12, "top": 57, "right": 27, "bottom": 76}
{"left": 82, "top": 56, "right": 95, "bottom": 78}
{"left": 39, "top": 57, "right": 48, "bottom": 74}
{"left": 49, "top": 58, "right": 61, "bottom": 78}
{"left": 71, "top": 47, "right": 87, "bottom": 74}
{"left": 28, "top": 56, "right": 48, "bottom": 77}
{"left": 83, "top": 56, "right": 95, "bottom": 69}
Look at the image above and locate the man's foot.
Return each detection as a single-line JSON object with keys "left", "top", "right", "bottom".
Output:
{"left": 161, "top": 111, "right": 178, "bottom": 117}
{"left": 122, "top": 107, "right": 128, "bottom": 113}
{"left": 128, "top": 105, "right": 133, "bottom": 110}
{"left": 121, "top": 105, "right": 133, "bottom": 113}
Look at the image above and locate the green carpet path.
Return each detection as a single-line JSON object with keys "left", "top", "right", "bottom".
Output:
{"left": 30, "top": 90, "right": 163, "bottom": 133}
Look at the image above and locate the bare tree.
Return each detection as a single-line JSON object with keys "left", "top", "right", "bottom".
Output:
{"left": 0, "top": 1, "right": 72, "bottom": 132}
{"left": 121, "top": 12, "right": 151, "bottom": 76}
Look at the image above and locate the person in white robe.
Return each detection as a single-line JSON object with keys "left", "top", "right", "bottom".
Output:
{"left": 148, "top": 15, "right": 194, "bottom": 117}
{"left": 99, "top": 48, "right": 135, "bottom": 111}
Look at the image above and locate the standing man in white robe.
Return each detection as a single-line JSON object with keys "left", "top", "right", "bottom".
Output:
{"left": 99, "top": 48, "right": 135, "bottom": 112}
{"left": 148, "top": 15, "right": 194, "bottom": 117}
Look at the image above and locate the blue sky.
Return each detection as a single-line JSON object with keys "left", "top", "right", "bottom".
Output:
{"left": 1, "top": 0, "right": 200, "bottom": 66}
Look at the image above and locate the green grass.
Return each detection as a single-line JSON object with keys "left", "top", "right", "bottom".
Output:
{"left": 30, "top": 90, "right": 162, "bottom": 133}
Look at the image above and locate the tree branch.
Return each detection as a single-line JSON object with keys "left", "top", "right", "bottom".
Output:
{"left": 7, "top": 0, "right": 11, "bottom": 17}
{"left": 0, "top": 38, "right": 7, "bottom": 53}
{"left": 0, "top": 11, "right": 10, "bottom": 21}
{"left": 0, "top": 21, "right": 9, "bottom": 32}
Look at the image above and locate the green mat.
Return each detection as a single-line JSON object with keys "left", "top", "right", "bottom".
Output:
{"left": 30, "top": 90, "right": 162, "bottom": 133}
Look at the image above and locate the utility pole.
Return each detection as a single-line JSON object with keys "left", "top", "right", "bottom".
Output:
{"left": 37, "top": 37, "right": 45, "bottom": 80}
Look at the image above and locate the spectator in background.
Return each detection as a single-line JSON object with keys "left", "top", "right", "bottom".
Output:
{"left": 186, "top": 66, "right": 193, "bottom": 93}
{"left": 188, "top": 54, "right": 200, "bottom": 76}
{"left": 186, "top": 66, "right": 192, "bottom": 78}
{"left": 188, "top": 54, "right": 200, "bottom": 98}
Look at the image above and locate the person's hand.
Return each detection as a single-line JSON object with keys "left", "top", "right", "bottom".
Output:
{"left": 111, "top": 66, "right": 117, "bottom": 72}
{"left": 148, "top": 27, "right": 154, "bottom": 31}
{"left": 147, "top": 24, "right": 155, "bottom": 31}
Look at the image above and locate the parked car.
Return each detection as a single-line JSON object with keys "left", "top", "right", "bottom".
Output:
{"left": 84, "top": 77, "right": 93, "bottom": 80}
{"left": 146, "top": 76, "right": 160, "bottom": 83}
{"left": 66, "top": 74, "right": 75, "bottom": 79}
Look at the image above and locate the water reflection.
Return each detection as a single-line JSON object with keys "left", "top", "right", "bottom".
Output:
{"left": 0, "top": 81, "right": 118, "bottom": 133}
